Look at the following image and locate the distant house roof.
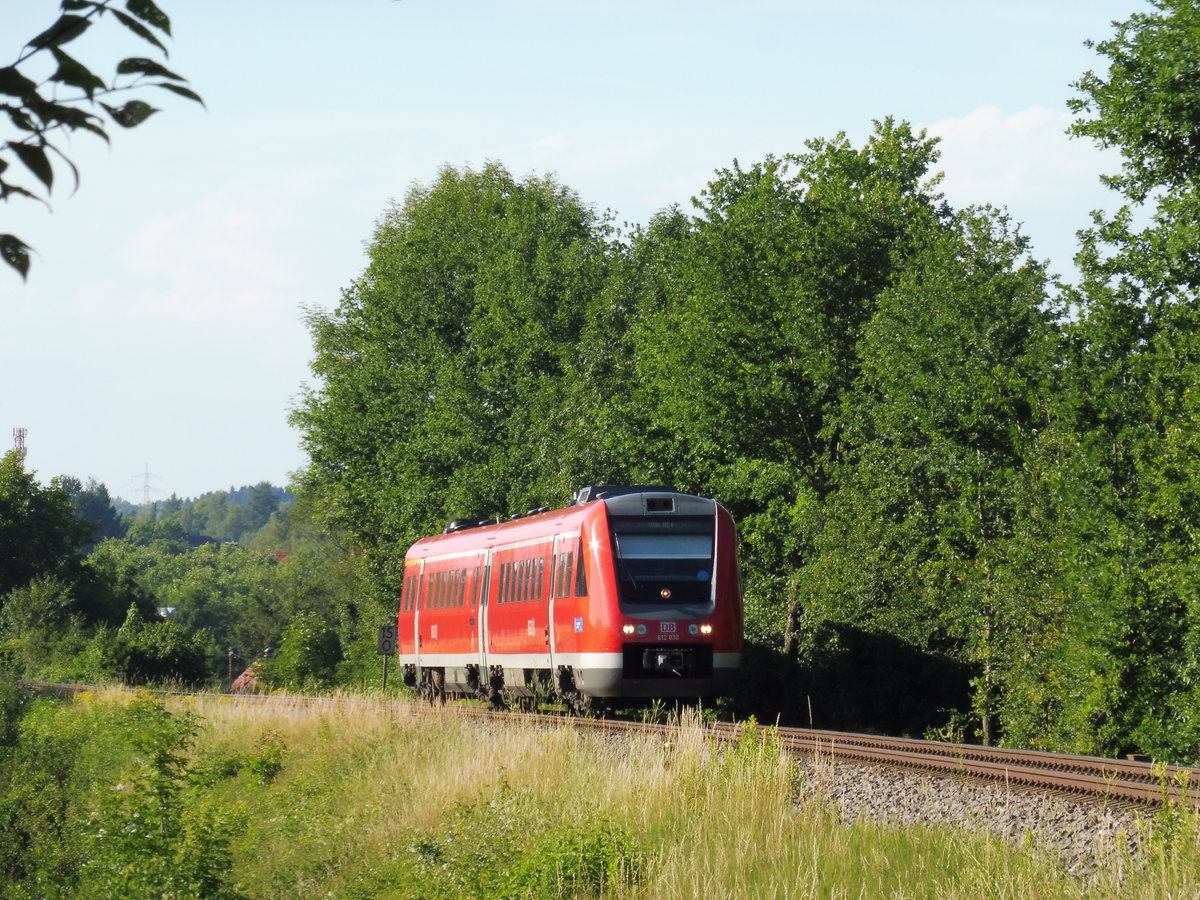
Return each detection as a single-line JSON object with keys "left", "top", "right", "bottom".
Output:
{"left": 230, "top": 665, "right": 261, "bottom": 693}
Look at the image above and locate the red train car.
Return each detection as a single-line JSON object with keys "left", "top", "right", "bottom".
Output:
{"left": 396, "top": 485, "right": 742, "bottom": 710}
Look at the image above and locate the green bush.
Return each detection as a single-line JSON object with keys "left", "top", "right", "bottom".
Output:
{"left": 0, "top": 693, "right": 245, "bottom": 899}
{"left": 262, "top": 612, "right": 342, "bottom": 691}
{"left": 111, "top": 606, "right": 210, "bottom": 686}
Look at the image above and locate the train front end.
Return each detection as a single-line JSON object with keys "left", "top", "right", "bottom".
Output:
{"left": 572, "top": 486, "right": 742, "bottom": 701}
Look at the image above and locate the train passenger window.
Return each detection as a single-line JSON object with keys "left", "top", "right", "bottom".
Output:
{"left": 536, "top": 557, "right": 544, "bottom": 602}
{"left": 574, "top": 540, "right": 588, "bottom": 596}
{"left": 479, "top": 565, "right": 489, "bottom": 605}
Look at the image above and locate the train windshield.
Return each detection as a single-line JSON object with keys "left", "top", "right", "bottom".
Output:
{"left": 611, "top": 519, "right": 715, "bottom": 605}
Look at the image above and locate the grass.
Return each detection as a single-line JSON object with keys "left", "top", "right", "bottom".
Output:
{"left": 158, "top": 693, "right": 1199, "bottom": 899}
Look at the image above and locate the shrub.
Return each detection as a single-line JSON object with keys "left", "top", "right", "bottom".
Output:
{"left": 111, "top": 605, "right": 210, "bottom": 686}
{"left": 262, "top": 612, "right": 341, "bottom": 691}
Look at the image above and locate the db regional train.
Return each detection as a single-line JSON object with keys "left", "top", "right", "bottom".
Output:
{"left": 397, "top": 485, "right": 742, "bottom": 711}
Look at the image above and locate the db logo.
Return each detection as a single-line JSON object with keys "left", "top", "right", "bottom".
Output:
{"left": 659, "top": 621, "right": 676, "bottom": 634}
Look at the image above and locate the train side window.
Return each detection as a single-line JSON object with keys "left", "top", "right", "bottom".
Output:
{"left": 536, "top": 556, "right": 545, "bottom": 602}
{"left": 458, "top": 568, "right": 466, "bottom": 607}
{"left": 479, "top": 564, "right": 489, "bottom": 605}
{"left": 574, "top": 540, "right": 588, "bottom": 596}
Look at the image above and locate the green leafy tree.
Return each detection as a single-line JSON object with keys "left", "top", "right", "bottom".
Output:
{"left": 0, "top": 449, "right": 90, "bottom": 599}
{"left": 626, "top": 120, "right": 951, "bottom": 644}
{"left": 1, "top": 0, "right": 202, "bottom": 277}
{"left": 57, "top": 474, "right": 126, "bottom": 549}
{"left": 993, "top": 0, "right": 1200, "bottom": 760}
{"left": 293, "top": 162, "right": 614, "bottom": 583}
{"left": 801, "top": 209, "right": 1056, "bottom": 742}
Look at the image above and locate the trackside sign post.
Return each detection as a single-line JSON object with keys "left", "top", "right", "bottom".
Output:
{"left": 378, "top": 625, "right": 397, "bottom": 694}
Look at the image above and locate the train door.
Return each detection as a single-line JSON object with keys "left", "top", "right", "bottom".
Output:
{"left": 547, "top": 536, "right": 560, "bottom": 670}
{"left": 477, "top": 548, "right": 493, "bottom": 679}
{"left": 412, "top": 559, "right": 424, "bottom": 672}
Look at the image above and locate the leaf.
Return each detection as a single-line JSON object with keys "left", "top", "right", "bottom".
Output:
{"left": 110, "top": 9, "right": 167, "bottom": 54}
{"left": 101, "top": 100, "right": 159, "bottom": 128}
{"left": 4, "top": 107, "right": 38, "bottom": 132}
{"left": 156, "top": 82, "right": 204, "bottom": 106}
{"left": 0, "top": 67, "right": 39, "bottom": 99}
{"left": 10, "top": 141, "right": 53, "bottom": 191}
{"left": 46, "top": 144, "right": 82, "bottom": 193}
{"left": 28, "top": 14, "right": 92, "bottom": 49}
{"left": 0, "top": 179, "right": 42, "bottom": 205}
{"left": 0, "top": 234, "right": 32, "bottom": 280}
{"left": 125, "top": 0, "right": 172, "bottom": 36}
{"left": 116, "top": 57, "right": 184, "bottom": 81}
{"left": 50, "top": 49, "right": 108, "bottom": 99}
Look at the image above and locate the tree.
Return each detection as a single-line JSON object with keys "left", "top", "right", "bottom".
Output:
{"left": 57, "top": 475, "right": 126, "bottom": 549}
{"left": 0, "top": 449, "right": 90, "bottom": 599}
{"left": 801, "top": 208, "right": 1056, "bottom": 742}
{"left": 1006, "top": 0, "right": 1200, "bottom": 759}
{"left": 293, "top": 162, "right": 614, "bottom": 581}
{"left": 2, "top": 0, "right": 202, "bottom": 278}
{"left": 626, "top": 120, "right": 951, "bottom": 644}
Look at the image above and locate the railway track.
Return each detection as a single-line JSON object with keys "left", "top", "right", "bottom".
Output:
{"left": 27, "top": 681, "right": 1199, "bottom": 809}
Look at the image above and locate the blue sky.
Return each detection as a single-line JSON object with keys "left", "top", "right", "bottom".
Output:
{"left": 2, "top": 0, "right": 1138, "bottom": 501}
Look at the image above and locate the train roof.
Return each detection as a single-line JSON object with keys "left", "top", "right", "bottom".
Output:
{"left": 404, "top": 486, "right": 717, "bottom": 561}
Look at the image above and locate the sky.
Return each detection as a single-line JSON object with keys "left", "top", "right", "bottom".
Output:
{"left": 1, "top": 0, "right": 1140, "bottom": 503}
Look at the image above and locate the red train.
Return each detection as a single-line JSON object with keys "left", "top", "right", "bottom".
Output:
{"left": 397, "top": 485, "right": 742, "bottom": 711}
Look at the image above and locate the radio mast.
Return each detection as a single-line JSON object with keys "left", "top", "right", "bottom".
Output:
{"left": 11, "top": 428, "right": 27, "bottom": 468}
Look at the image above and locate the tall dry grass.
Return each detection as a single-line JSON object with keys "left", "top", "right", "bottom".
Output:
{"left": 168, "top": 695, "right": 1196, "bottom": 899}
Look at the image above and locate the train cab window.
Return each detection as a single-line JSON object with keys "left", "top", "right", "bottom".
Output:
{"left": 610, "top": 518, "right": 714, "bottom": 605}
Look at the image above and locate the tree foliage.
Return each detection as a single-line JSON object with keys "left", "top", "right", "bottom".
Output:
{"left": 1, "top": 0, "right": 202, "bottom": 278}
{"left": 293, "top": 162, "right": 614, "bottom": 584}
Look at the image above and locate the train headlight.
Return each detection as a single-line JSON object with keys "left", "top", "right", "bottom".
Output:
{"left": 622, "top": 624, "right": 636, "bottom": 635}
{"left": 700, "top": 624, "right": 713, "bottom": 635}
{"left": 688, "top": 624, "right": 699, "bottom": 635}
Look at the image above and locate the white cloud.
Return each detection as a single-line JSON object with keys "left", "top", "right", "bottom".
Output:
{"left": 531, "top": 133, "right": 571, "bottom": 152}
{"left": 926, "top": 105, "right": 1112, "bottom": 208}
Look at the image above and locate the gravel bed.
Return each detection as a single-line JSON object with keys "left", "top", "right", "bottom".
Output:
{"left": 793, "top": 757, "right": 1153, "bottom": 877}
